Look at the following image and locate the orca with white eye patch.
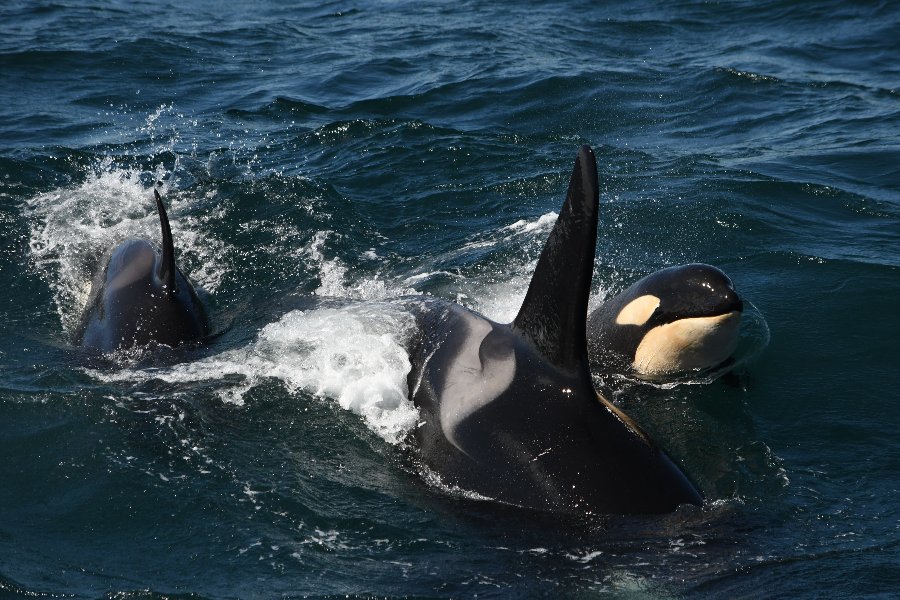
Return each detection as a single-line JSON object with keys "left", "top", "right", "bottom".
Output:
{"left": 587, "top": 264, "right": 743, "bottom": 378}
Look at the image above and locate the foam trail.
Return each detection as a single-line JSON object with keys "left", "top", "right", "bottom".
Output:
{"left": 88, "top": 302, "right": 420, "bottom": 445}
{"left": 500, "top": 211, "right": 558, "bottom": 234}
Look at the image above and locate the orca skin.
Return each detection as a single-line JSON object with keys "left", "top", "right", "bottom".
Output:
{"left": 587, "top": 264, "right": 743, "bottom": 378}
{"left": 407, "top": 146, "right": 703, "bottom": 514}
{"left": 73, "top": 190, "right": 209, "bottom": 352}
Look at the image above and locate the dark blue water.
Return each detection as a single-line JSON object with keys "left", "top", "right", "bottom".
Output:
{"left": 2, "top": 1, "right": 899, "bottom": 598}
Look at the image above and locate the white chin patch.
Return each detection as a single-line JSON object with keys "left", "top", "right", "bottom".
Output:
{"left": 615, "top": 294, "right": 661, "bottom": 326}
{"left": 633, "top": 311, "right": 741, "bottom": 376}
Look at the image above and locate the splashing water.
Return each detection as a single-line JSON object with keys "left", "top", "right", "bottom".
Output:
{"left": 87, "top": 301, "right": 420, "bottom": 445}
{"left": 25, "top": 160, "right": 229, "bottom": 332}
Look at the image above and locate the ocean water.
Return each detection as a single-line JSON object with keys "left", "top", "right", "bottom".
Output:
{"left": 1, "top": 0, "right": 899, "bottom": 598}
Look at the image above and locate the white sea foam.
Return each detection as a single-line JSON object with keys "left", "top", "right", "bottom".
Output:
{"left": 402, "top": 270, "right": 464, "bottom": 286}
{"left": 438, "top": 211, "right": 612, "bottom": 324}
{"left": 306, "top": 231, "right": 417, "bottom": 300}
{"left": 422, "top": 211, "right": 554, "bottom": 323}
{"left": 25, "top": 160, "right": 228, "bottom": 332}
{"left": 500, "top": 211, "right": 558, "bottom": 234}
{"left": 466, "top": 270, "right": 534, "bottom": 324}
{"left": 418, "top": 464, "right": 497, "bottom": 503}
{"left": 88, "top": 302, "right": 419, "bottom": 445}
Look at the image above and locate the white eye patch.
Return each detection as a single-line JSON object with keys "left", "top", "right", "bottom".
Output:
{"left": 615, "top": 295, "right": 661, "bottom": 326}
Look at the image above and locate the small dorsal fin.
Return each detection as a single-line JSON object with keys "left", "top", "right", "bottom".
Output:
{"left": 513, "top": 145, "right": 599, "bottom": 373}
{"left": 154, "top": 189, "right": 177, "bottom": 296}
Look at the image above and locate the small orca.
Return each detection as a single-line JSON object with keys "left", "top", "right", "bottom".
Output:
{"left": 587, "top": 264, "right": 743, "bottom": 378}
{"left": 407, "top": 146, "right": 702, "bottom": 514}
{"left": 73, "top": 190, "right": 209, "bottom": 352}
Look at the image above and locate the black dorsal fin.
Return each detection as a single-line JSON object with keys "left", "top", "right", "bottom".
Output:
{"left": 154, "top": 189, "right": 177, "bottom": 296}
{"left": 513, "top": 145, "right": 599, "bottom": 373}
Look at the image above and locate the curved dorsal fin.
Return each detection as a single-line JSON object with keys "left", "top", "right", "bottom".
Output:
{"left": 513, "top": 145, "right": 599, "bottom": 373}
{"left": 154, "top": 189, "right": 177, "bottom": 296}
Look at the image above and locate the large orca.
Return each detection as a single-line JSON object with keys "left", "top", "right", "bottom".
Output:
{"left": 587, "top": 264, "right": 743, "bottom": 378}
{"left": 406, "top": 146, "right": 702, "bottom": 514}
{"left": 73, "top": 190, "right": 209, "bottom": 352}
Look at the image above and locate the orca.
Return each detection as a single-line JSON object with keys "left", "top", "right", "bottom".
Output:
{"left": 406, "top": 146, "right": 702, "bottom": 514}
{"left": 587, "top": 264, "right": 743, "bottom": 378}
{"left": 73, "top": 190, "right": 209, "bottom": 352}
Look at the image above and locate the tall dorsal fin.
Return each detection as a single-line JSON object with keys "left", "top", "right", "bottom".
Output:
{"left": 513, "top": 145, "right": 599, "bottom": 373}
{"left": 154, "top": 189, "right": 177, "bottom": 296}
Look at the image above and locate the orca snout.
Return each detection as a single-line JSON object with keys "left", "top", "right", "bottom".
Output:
{"left": 720, "top": 283, "right": 743, "bottom": 314}
{"left": 675, "top": 263, "right": 743, "bottom": 318}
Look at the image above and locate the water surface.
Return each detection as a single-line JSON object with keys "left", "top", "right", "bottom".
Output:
{"left": 1, "top": 1, "right": 899, "bottom": 598}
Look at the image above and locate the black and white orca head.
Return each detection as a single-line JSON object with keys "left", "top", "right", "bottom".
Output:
{"left": 613, "top": 264, "right": 743, "bottom": 376}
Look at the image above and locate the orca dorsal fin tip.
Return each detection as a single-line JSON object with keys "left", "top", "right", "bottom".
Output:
{"left": 513, "top": 145, "right": 599, "bottom": 373}
{"left": 154, "top": 189, "right": 177, "bottom": 296}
